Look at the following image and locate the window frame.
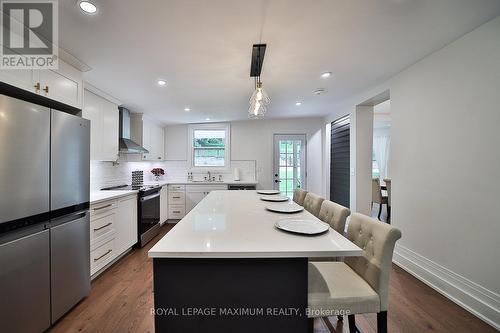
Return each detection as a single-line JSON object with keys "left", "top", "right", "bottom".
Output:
{"left": 188, "top": 123, "right": 231, "bottom": 171}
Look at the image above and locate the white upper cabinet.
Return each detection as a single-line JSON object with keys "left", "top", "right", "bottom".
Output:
{"left": 83, "top": 89, "right": 119, "bottom": 161}
{"left": 0, "top": 68, "right": 36, "bottom": 92}
{"left": 37, "top": 61, "right": 82, "bottom": 108}
{"left": 130, "top": 114, "right": 164, "bottom": 161}
{"left": 0, "top": 59, "right": 83, "bottom": 109}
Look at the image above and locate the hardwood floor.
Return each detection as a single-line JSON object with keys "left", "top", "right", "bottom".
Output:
{"left": 50, "top": 223, "right": 495, "bottom": 333}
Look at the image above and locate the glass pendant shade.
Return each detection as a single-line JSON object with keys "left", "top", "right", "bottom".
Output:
{"left": 248, "top": 81, "right": 270, "bottom": 119}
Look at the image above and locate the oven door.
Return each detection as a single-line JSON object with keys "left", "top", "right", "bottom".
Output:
{"left": 138, "top": 191, "right": 160, "bottom": 246}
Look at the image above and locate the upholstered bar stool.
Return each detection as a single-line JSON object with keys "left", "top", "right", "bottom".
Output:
{"left": 318, "top": 200, "right": 350, "bottom": 234}
{"left": 308, "top": 213, "right": 402, "bottom": 333}
{"left": 303, "top": 192, "right": 325, "bottom": 218}
{"left": 293, "top": 188, "right": 308, "bottom": 206}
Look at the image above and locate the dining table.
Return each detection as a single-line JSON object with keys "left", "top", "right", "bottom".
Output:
{"left": 148, "top": 190, "right": 363, "bottom": 333}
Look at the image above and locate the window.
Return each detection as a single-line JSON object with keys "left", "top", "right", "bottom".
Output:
{"left": 188, "top": 123, "right": 230, "bottom": 169}
{"left": 372, "top": 151, "right": 380, "bottom": 178}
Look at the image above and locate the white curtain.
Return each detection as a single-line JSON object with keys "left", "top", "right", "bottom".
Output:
{"left": 373, "top": 134, "right": 391, "bottom": 179}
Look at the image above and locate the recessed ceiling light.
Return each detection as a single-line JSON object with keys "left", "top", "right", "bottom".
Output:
{"left": 321, "top": 72, "right": 332, "bottom": 78}
{"left": 157, "top": 79, "right": 167, "bottom": 86}
{"left": 313, "top": 88, "right": 325, "bottom": 95}
{"left": 184, "top": 107, "right": 191, "bottom": 112}
{"left": 295, "top": 102, "right": 302, "bottom": 106}
{"left": 79, "top": 1, "right": 97, "bottom": 14}
{"left": 205, "top": 117, "right": 210, "bottom": 121}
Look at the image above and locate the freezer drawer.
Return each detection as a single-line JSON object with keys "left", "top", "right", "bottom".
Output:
{"left": 50, "top": 212, "right": 91, "bottom": 323}
{"left": 0, "top": 95, "right": 50, "bottom": 224}
{"left": 51, "top": 110, "right": 90, "bottom": 211}
{"left": 0, "top": 228, "right": 51, "bottom": 333}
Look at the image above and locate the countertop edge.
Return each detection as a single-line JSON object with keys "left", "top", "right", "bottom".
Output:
{"left": 144, "top": 180, "right": 259, "bottom": 186}
{"left": 147, "top": 250, "right": 364, "bottom": 259}
{"left": 90, "top": 191, "right": 138, "bottom": 204}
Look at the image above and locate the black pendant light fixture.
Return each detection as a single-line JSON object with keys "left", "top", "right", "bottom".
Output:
{"left": 248, "top": 44, "right": 270, "bottom": 119}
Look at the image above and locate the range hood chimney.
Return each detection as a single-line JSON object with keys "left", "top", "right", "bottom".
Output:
{"left": 118, "top": 107, "right": 149, "bottom": 154}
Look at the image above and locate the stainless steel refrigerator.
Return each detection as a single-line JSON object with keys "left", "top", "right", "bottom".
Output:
{"left": 0, "top": 93, "right": 91, "bottom": 332}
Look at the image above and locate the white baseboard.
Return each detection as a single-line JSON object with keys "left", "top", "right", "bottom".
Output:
{"left": 393, "top": 244, "right": 500, "bottom": 330}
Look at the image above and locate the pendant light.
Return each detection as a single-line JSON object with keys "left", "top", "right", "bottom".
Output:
{"left": 248, "top": 44, "right": 269, "bottom": 119}
{"left": 248, "top": 79, "right": 270, "bottom": 119}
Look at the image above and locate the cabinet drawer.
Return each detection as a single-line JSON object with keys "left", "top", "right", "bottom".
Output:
{"left": 168, "top": 191, "right": 185, "bottom": 204}
{"left": 90, "top": 237, "right": 115, "bottom": 275}
{"left": 90, "top": 200, "right": 118, "bottom": 217}
{"left": 168, "top": 205, "right": 185, "bottom": 219}
{"left": 168, "top": 184, "right": 185, "bottom": 192}
{"left": 90, "top": 212, "right": 115, "bottom": 242}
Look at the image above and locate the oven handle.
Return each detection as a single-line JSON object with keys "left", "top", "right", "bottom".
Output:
{"left": 140, "top": 193, "right": 161, "bottom": 201}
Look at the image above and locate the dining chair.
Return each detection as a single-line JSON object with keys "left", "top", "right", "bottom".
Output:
{"left": 308, "top": 213, "right": 402, "bottom": 333}
{"left": 383, "top": 178, "right": 391, "bottom": 222}
{"left": 318, "top": 200, "right": 350, "bottom": 234}
{"left": 303, "top": 192, "right": 325, "bottom": 218}
{"left": 372, "top": 178, "right": 388, "bottom": 220}
{"left": 293, "top": 188, "right": 308, "bottom": 206}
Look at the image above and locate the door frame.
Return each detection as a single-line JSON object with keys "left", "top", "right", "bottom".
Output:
{"left": 272, "top": 134, "right": 307, "bottom": 193}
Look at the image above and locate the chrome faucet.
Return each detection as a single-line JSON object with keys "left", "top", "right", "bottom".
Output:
{"left": 207, "top": 171, "right": 211, "bottom": 181}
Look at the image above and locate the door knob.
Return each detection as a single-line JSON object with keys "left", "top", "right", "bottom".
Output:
{"left": 274, "top": 180, "right": 281, "bottom": 183}
{"left": 42, "top": 85, "right": 49, "bottom": 94}
{"left": 34, "top": 82, "right": 41, "bottom": 92}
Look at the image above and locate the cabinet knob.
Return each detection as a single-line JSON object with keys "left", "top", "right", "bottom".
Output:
{"left": 42, "top": 85, "right": 49, "bottom": 94}
{"left": 34, "top": 82, "right": 41, "bottom": 92}
{"left": 158, "top": 157, "right": 161, "bottom": 159}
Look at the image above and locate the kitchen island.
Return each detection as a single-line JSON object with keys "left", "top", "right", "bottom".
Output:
{"left": 148, "top": 190, "right": 362, "bottom": 332}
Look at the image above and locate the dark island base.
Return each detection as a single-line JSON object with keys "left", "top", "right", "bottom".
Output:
{"left": 153, "top": 257, "right": 310, "bottom": 333}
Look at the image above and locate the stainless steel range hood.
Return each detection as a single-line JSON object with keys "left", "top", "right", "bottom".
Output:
{"left": 118, "top": 107, "right": 149, "bottom": 154}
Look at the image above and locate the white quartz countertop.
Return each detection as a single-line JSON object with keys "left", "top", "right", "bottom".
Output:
{"left": 148, "top": 190, "right": 363, "bottom": 259}
{"left": 90, "top": 190, "right": 138, "bottom": 204}
{"left": 144, "top": 180, "right": 258, "bottom": 186}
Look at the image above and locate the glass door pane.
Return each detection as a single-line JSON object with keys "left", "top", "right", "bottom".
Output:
{"left": 273, "top": 135, "right": 306, "bottom": 198}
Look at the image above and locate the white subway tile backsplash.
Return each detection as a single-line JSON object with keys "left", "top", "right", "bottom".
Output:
{"left": 90, "top": 158, "right": 256, "bottom": 191}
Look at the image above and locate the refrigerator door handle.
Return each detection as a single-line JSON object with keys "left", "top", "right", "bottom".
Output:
{"left": 49, "top": 211, "right": 88, "bottom": 227}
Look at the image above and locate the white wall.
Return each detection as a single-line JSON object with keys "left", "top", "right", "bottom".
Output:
{"left": 353, "top": 106, "right": 373, "bottom": 215}
{"left": 164, "top": 117, "right": 325, "bottom": 195}
{"left": 164, "top": 125, "right": 188, "bottom": 160}
{"left": 324, "top": 16, "right": 500, "bottom": 328}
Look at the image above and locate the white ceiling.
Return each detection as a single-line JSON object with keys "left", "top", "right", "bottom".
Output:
{"left": 59, "top": 0, "right": 500, "bottom": 124}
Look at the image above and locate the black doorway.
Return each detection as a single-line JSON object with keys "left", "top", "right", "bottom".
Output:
{"left": 330, "top": 115, "right": 350, "bottom": 207}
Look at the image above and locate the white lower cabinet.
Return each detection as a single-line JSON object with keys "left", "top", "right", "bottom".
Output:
{"left": 160, "top": 186, "right": 168, "bottom": 224}
{"left": 168, "top": 205, "right": 186, "bottom": 220}
{"left": 89, "top": 194, "right": 137, "bottom": 277}
{"left": 167, "top": 185, "right": 186, "bottom": 220}
{"left": 90, "top": 237, "right": 116, "bottom": 275}
{"left": 185, "top": 185, "right": 228, "bottom": 213}
{"left": 115, "top": 195, "right": 138, "bottom": 254}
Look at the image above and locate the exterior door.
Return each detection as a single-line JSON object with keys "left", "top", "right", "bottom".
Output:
{"left": 273, "top": 134, "right": 306, "bottom": 198}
